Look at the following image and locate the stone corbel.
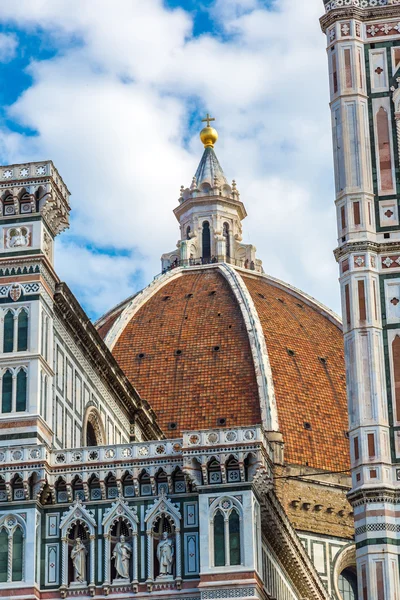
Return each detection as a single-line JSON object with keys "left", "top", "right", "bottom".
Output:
{"left": 201, "top": 464, "right": 208, "bottom": 486}
{"left": 22, "top": 479, "right": 29, "bottom": 500}
{"left": 66, "top": 484, "right": 73, "bottom": 503}
{"left": 82, "top": 482, "right": 89, "bottom": 502}
{"left": 100, "top": 481, "right": 106, "bottom": 500}
{"left": 167, "top": 475, "right": 173, "bottom": 494}
{"left": 4, "top": 482, "right": 12, "bottom": 503}
{"left": 12, "top": 189, "right": 19, "bottom": 215}
{"left": 220, "top": 464, "right": 227, "bottom": 484}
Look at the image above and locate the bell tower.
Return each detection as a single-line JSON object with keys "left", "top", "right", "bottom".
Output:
{"left": 161, "top": 116, "right": 262, "bottom": 273}
{"left": 0, "top": 160, "right": 70, "bottom": 446}
{"left": 320, "top": 1, "right": 400, "bottom": 598}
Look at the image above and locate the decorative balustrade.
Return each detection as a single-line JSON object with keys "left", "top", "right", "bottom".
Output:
{"left": 323, "top": 0, "right": 399, "bottom": 12}
{"left": 182, "top": 425, "right": 264, "bottom": 449}
{"left": 0, "top": 426, "right": 271, "bottom": 470}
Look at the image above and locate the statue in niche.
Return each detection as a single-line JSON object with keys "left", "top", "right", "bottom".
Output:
{"left": 112, "top": 535, "right": 132, "bottom": 580}
{"left": 157, "top": 532, "right": 174, "bottom": 576}
{"left": 71, "top": 537, "right": 87, "bottom": 583}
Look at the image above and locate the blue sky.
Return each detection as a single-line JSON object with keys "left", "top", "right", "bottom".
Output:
{"left": 0, "top": 0, "right": 337, "bottom": 320}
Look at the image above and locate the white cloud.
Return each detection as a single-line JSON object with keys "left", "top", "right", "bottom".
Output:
{"left": 0, "top": 0, "right": 340, "bottom": 318}
{"left": 0, "top": 32, "right": 17, "bottom": 62}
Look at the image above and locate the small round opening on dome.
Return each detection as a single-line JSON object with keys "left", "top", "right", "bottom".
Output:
{"left": 319, "top": 357, "right": 327, "bottom": 365}
{"left": 217, "top": 417, "right": 226, "bottom": 427}
{"left": 258, "top": 293, "right": 266, "bottom": 299}
{"left": 168, "top": 422, "right": 178, "bottom": 431}
{"left": 175, "top": 349, "right": 182, "bottom": 356}
{"left": 277, "top": 298, "right": 285, "bottom": 304}
{"left": 213, "top": 346, "right": 220, "bottom": 352}
{"left": 209, "top": 290, "right": 216, "bottom": 296}
{"left": 163, "top": 296, "right": 171, "bottom": 302}
{"left": 304, "top": 422, "right": 312, "bottom": 431}
{"left": 186, "top": 293, "right": 193, "bottom": 298}
{"left": 138, "top": 353, "right": 145, "bottom": 359}
{"left": 296, "top": 303, "right": 304, "bottom": 309}
{"left": 287, "top": 349, "right": 295, "bottom": 357}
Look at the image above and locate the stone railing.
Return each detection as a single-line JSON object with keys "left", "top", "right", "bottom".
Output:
{"left": 0, "top": 426, "right": 269, "bottom": 468}
{"left": 324, "top": 0, "right": 399, "bottom": 12}
{"left": 51, "top": 440, "right": 183, "bottom": 466}
{"left": 182, "top": 425, "right": 264, "bottom": 448}
{"left": 0, "top": 445, "right": 47, "bottom": 464}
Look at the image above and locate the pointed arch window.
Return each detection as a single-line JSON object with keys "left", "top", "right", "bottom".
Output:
{"left": 16, "top": 369, "right": 27, "bottom": 412}
{"left": 3, "top": 311, "right": 14, "bottom": 353}
{"left": 3, "top": 308, "right": 29, "bottom": 353}
{"left": 1, "top": 369, "right": 27, "bottom": 414}
{"left": 0, "top": 529, "right": 7, "bottom": 582}
{"left": 213, "top": 510, "right": 225, "bottom": 567}
{"left": 202, "top": 221, "right": 211, "bottom": 261}
{"left": 0, "top": 518, "right": 25, "bottom": 582}
{"left": 17, "top": 310, "right": 28, "bottom": 352}
{"left": 12, "top": 527, "right": 23, "bottom": 581}
{"left": 229, "top": 509, "right": 241, "bottom": 566}
{"left": 212, "top": 499, "right": 242, "bottom": 568}
{"left": 2, "top": 370, "right": 12, "bottom": 413}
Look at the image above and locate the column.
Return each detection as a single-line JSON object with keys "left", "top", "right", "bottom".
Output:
{"left": 175, "top": 529, "right": 182, "bottom": 580}
{"left": 89, "top": 535, "right": 95, "bottom": 586}
{"left": 132, "top": 532, "right": 138, "bottom": 583}
{"left": 103, "top": 534, "right": 110, "bottom": 584}
{"left": 146, "top": 530, "right": 153, "bottom": 582}
{"left": 61, "top": 537, "right": 68, "bottom": 587}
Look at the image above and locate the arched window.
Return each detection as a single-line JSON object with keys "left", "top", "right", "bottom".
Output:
{"left": 3, "top": 311, "right": 14, "bottom": 353}
{"left": 223, "top": 222, "right": 230, "bottom": 258}
{"left": 16, "top": 369, "right": 27, "bottom": 412}
{"left": 0, "top": 529, "right": 7, "bottom": 582}
{"left": 186, "top": 226, "right": 191, "bottom": 240}
{"left": 17, "top": 310, "right": 28, "bottom": 352}
{"left": 213, "top": 511, "right": 225, "bottom": 567}
{"left": 229, "top": 510, "right": 241, "bottom": 566}
{"left": 376, "top": 106, "right": 394, "bottom": 192}
{"left": 0, "top": 518, "right": 25, "bottom": 582}
{"left": 86, "top": 421, "right": 97, "bottom": 447}
{"left": 202, "top": 221, "right": 211, "bottom": 261}
{"left": 12, "top": 527, "right": 23, "bottom": 581}
{"left": 212, "top": 498, "right": 242, "bottom": 568}
{"left": 2, "top": 370, "right": 12, "bottom": 413}
{"left": 338, "top": 567, "right": 358, "bottom": 600}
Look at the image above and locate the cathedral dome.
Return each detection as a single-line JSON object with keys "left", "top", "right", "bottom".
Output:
{"left": 96, "top": 264, "right": 349, "bottom": 473}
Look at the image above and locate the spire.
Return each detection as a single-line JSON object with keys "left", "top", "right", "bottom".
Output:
{"left": 195, "top": 114, "right": 228, "bottom": 187}
{"left": 194, "top": 146, "right": 228, "bottom": 188}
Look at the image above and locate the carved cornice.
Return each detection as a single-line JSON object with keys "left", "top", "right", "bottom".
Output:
{"left": 259, "top": 490, "right": 330, "bottom": 600}
{"left": 348, "top": 486, "right": 400, "bottom": 506}
{"left": 54, "top": 282, "right": 163, "bottom": 441}
{"left": 334, "top": 240, "right": 400, "bottom": 260}
{"left": 320, "top": 5, "right": 400, "bottom": 32}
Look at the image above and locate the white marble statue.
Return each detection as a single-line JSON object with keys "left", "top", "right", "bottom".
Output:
{"left": 157, "top": 532, "right": 174, "bottom": 576}
{"left": 112, "top": 535, "right": 132, "bottom": 579}
{"left": 71, "top": 537, "right": 87, "bottom": 583}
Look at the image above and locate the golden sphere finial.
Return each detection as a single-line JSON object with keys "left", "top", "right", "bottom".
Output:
{"left": 200, "top": 113, "right": 218, "bottom": 147}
